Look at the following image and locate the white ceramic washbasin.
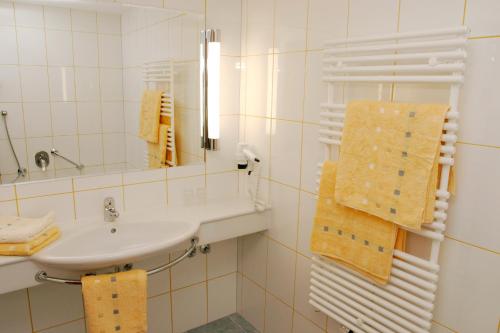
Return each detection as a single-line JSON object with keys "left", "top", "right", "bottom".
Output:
{"left": 32, "top": 218, "right": 199, "bottom": 270}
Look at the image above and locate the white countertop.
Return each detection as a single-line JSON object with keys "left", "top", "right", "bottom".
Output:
{"left": 0, "top": 196, "right": 263, "bottom": 268}
{"left": 0, "top": 195, "right": 270, "bottom": 294}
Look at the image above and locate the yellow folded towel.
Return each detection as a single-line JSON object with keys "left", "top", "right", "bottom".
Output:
{"left": 311, "top": 161, "right": 404, "bottom": 284}
{"left": 82, "top": 269, "right": 147, "bottom": 333}
{"left": 147, "top": 124, "right": 169, "bottom": 168}
{"left": 335, "top": 101, "right": 449, "bottom": 230}
{"left": 394, "top": 228, "right": 407, "bottom": 251}
{"left": 0, "top": 211, "right": 55, "bottom": 243}
{"left": 139, "top": 90, "right": 163, "bottom": 143}
{"left": 0, "top": 226, "right": 60, "bottom": 256}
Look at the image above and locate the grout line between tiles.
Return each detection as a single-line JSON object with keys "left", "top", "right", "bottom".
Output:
{"left": 431, "top": 319, "right": 459, "bottom": 333}
{"left": 444, "top": 235, "right": 500, "bottom": 256}
{"left": 240, "top": 272, "right": 327, "bottom": 333}
{"left": 122, "top": 179, "right": 166, "bottom": 187}
{"left": 41, "top": 6, "right": 56, "bottom": 175}
{"left": 13, "top": 184, "right": 20, "bottom": 215}
{"left": 147, "top": 290, "right": 170, "bottom": 300}
{"left": 468, "top": 35, "right": 500, "bottom": 40}
{"left": 462, "top": 0, "right": 468, "bottom": 25}
{"left": 71, "top": 177, "right": 77, "bottom": 221}
{"left": 25, "top": 289, "right": 35, "bottom": 333}
{"left": 168, "top": 271, "right": 238, "bottom": 296}
{"left": 262, "top": 226, "right": 270, "bottom": 332}
{"left": 168, "top": 252, "right": 175, "bottom": 333}
{"left": 35, "top": 317, "right": 85, "bottom": 333}
{"left": 290, "top": 0, "right": 312, "bottom": 328}
{"left": 457, "top": 141, "right": 500, "bottom": 150}
{"left": 16, "top": 191, "right": 73, "bottom": 201}
{"left": 204, "top": 177, "right": 209, "bottom": 325}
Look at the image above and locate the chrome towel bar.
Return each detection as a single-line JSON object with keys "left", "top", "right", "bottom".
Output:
{"left": 50, "top": 148, "right": 84, "bottom": 170}
{"left": 35, "top": 237, "right": 199, "bottom": 285}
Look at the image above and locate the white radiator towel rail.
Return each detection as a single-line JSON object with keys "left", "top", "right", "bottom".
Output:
{"left": 309, "top": 26, "right": 468, "bottom": 333}
{"left": 142, "top": 60, "right": 177, "bottom": 167}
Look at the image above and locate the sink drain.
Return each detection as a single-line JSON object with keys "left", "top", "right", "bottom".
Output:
{"left": 110, "top": 227, "right": 117, "bottom": 234}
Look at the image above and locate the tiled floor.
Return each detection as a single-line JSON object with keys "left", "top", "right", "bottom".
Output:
{"left": 186, "top": 313, "right": 258, "bottom": 333}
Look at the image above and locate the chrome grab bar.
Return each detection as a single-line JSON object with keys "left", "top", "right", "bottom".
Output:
{"left": 35, "top": 237, "right": 199, "bottom": 285}
{"left": 1, "top": 110, "right": 26, "bottom": 180}
{"left": 50, "top": 148, "right": 84, "bottom": 170}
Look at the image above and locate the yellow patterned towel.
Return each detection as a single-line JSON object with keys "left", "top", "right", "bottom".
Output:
{"left": 139, "top": 90, "right": 163, "bottom": 143}
{"left": 82, "top": 269, "right": 147, "bottom": 333}
{"left": 311, "top": 161, "right": 404, "bottom": 285}
{"left": 147, "top": 124, "right": 169, "bottom": 168}
{"left": 335, "top": 101, "right": 449, "bottom": 230}
{"left": 0, "top": 226, "right": 60, "bottom": 256}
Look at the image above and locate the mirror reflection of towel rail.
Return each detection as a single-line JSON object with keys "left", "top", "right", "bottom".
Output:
{"left": 50, "top": 148, "right": 84, "bottom": 170}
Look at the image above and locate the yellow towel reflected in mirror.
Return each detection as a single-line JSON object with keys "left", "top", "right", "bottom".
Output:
{"left": 147, "top": 124, "right": 170, "bottom": 168}
{"left": 139, "top": 90, "right": 163, "bottom": 143}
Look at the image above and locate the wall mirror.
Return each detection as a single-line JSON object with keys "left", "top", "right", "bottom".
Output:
{"left": 0, "top": 0, "right": 207, "bottom": 185}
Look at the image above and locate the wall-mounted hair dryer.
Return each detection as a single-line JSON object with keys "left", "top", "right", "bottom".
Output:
{"left": 237, "top": 143, "right": 260, "bottom": 174}
{"left": 236, "top": 143, "right": 265, "bottom": 212}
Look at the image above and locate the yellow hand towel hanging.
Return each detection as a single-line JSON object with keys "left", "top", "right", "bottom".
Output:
{"left": 147, "top": 124, "right": 169, "bottom": 168}
{"left": 82, "top": 269, "right": 147, "bottom": 333}
{"left": 335, "top": 101, "right": 449, "bottom": 230}
{"left": 310, "top": 161, "right": 404, "bottom": 285}
{"left": 139, "top": 90, "right": 163, "bottom": 143}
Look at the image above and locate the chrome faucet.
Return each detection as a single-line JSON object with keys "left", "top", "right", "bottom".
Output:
{"left": 103, "top": 197, "right": 119, "bottom": 222}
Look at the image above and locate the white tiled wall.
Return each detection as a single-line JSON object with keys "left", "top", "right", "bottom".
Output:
{"left": 237, "top": 1, "right": 500, "bottom": 333}
{"left": 0, "top": 2, "right": 126, "bottom": 183}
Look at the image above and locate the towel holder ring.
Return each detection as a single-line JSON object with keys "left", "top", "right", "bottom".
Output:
{"left": 35, "top": 237, "right": 199, "bottom": 285}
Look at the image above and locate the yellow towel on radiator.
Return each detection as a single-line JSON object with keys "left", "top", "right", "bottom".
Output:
{"left": 335, "top": 101, "right": 449, "bottom": 230}
{"left": 82, "top": 269, "right": 147, "bottom": 333}
{"left": 310, "top": 161, "right": 405, "bottom": 285}
{"left": 147, "top": 124, "right": 170, "bottom": 168}
{"left": 0, "top": 226, "right": 60, "bottom": 256}
{"left": 139, "top": 90, "right": 163, "bottom": 143}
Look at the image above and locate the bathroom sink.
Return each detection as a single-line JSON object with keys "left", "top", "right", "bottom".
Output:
{"left": 32, "top": 218, "right": 199, "bottom": 270}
